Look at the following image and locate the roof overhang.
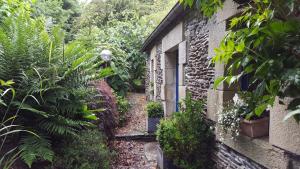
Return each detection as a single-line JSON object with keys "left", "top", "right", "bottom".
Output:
{"left": 141, "top": 2, "right": 188, "bottom": 52}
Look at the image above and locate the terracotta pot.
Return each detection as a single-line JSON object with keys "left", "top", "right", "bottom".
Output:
{"left": 240, "top": 117, "right": 269, "bottom": 138}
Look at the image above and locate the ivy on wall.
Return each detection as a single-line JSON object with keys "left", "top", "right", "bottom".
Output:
{"left": 179, "top": 0, "right": 222, "bottom": 17}
{"left": 180, "top": 0, "right": 300, "bottom": 122}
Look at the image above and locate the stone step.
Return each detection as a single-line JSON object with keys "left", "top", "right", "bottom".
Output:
{"left": 114, "top": 133, "right": 156, "bottom": 142}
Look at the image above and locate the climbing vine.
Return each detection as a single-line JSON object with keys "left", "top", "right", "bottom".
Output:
{"left": 180, "top": 0, "right": 300, "bottom": 122}
{"left": 179, "top": 0, "right": 222, "bottom": 17}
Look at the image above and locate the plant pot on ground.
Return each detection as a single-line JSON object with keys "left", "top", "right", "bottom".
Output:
{"left": 157, "top": 146, "right": 178, "bottom": 169}
{"left": 146, "top": 101, "right": 164, "bottom": 133}
{"left": 156, "top": 93, "right": 214, "bottom": 169}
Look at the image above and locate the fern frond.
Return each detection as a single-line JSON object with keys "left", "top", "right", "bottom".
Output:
{"left": 19, "top": 135, "right": 54, "bottom": 168}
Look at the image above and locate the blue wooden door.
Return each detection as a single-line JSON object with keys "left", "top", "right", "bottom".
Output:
{"left": 175, "top": 53, "right": 179, "bottom": 112}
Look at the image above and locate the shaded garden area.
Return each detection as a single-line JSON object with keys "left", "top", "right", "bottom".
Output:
{"left": 0, "top": 0, "right": 176, "bottom": 168}
{"left": 1, "top": 0, "right": 300, "bottom": 169}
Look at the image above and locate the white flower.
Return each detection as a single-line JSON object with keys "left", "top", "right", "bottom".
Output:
{"left": 233, "top": 94, "right": 239, "bottom": 104}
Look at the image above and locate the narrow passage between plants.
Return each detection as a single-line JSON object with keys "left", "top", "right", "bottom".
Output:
{"left": 110, "top": 93, "right": 158, "bottom": 169}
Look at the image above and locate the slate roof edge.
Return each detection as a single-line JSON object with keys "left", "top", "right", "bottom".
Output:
{"left": 141, "top": 2, "right": 187, "bottom": 52}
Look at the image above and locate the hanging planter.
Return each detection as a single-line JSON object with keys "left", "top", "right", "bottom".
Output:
{"left": 240, "top": 117, "right": 269, "bottom": 138}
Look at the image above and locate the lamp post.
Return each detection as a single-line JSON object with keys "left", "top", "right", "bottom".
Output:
{"left": 100, "top": 49, "right": 112, "bottom": 64}
{"left": 100, "top": 50, "right": 112, "bottom": 81}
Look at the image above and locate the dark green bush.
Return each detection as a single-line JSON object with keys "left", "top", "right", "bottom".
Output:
{"left": 146, "top": 101, "right": 164, "bottom": 118}
{"left": 48, "top": 129, "right": 111, "bottom": 169}
{"left": 0, "top": 1, "right": 108, "bottom": 166}
{"left": 156, "top": 93, "right": 214, "bottom": 169}
{"left": 116, "top": 95, "right": 131, "bottom": 126}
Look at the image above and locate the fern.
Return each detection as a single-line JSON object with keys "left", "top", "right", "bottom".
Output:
{"left": 0, "top": 1, "right": 109, "bottom": 167}
{"left": 19, "top": 135, "right": 54, "bottom": 168}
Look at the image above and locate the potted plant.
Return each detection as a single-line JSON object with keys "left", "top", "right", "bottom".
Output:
{"left": 146, "top": 101, "right": 164, "bottom": 133}
{"left": 156, "top": 93, "right": 214, "bottom": 169}
{"left": 156, "top": 146, "right": 178, "bottom": 169}
{"left": 217, "top": 92, "right": 270, "bottom": 139}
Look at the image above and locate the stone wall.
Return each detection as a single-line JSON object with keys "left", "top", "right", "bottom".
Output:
{"left": 145, "top": 42, "right": 163, "bottom": 102}
{"left": 184, "top": 11, "right": 215, "bottom": 101}
{"left": 143, "top": 4, "right": 300, "bottom": 169}
{"left": 145, "top": 57, "right": 151, "bottom": 101}
{"left": 155, "top": 42, "right": 163, "bottom": 101}
{"left": 184, "top": 10, "right": 268, "bottom": 169}
{"left": 213, "top": 142, "right": 265, "bottom": 169}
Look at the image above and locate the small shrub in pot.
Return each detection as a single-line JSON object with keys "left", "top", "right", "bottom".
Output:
{"left": 146, "top": 101, "right": 164, "bottom": 133}
{"left": 156, "top": 93, "right": 214, "bottom": 169}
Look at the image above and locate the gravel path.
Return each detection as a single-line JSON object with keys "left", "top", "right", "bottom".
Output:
{"left": 110, "top": 140, "right": 158, "bottom": 169}
{"left": 111, "top": 93, "right": 158, "bottom": 169}
{"left": 116, "top": 93, "right": 147, "bottom": 135}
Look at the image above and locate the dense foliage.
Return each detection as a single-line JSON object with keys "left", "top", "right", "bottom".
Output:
{"left": 217, "top": 92, "right": 269, "bottom": 140}
{"left": 146, "top": 101, "right": 164, "bottom": 118}
{"left": 47, "top": 130, "right": 111, "bottom": 169}
{"left": 0, "top": 0, "right": 178, "bottom": 167}
{"left": 74, "top": 0, "right": 177, "bottom": 95}
{"left": 116, "top": 94, "right": 130, "bottom": 126}
{"left": 179, "top": 0, "right": 222, "bottom": 17}
{"left": 0, "top": 80, "right": 21, "bottom": 169}
{"left": 156, "top": 93, "right": 214, "bottom": 169}
{"left": 213, "top": 0, "right": 300, "bottom": 122}
{"left": 180, "top": 0, "right": 300, "bottom": 122}
{"left": 0, "top": 0, "right": 110, "bottom": 167}
{"left": 32, "top": 0, "right": 81, "bottom": 41}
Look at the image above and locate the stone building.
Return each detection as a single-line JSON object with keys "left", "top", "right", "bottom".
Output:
{"left": 142, "top": 1, "right": 300, "bottom": 168}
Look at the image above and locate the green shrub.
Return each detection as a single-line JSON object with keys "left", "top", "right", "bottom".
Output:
{"left": 156, "top": 93, "right": 214, "bottom": 169}
{"left": 116, "top": 95, "right": 130, "bottom": 126}
{"left": 146, "top": 101, "right": 164, "bottom": 118}
{"left": 0, "top": 1, "right": 108, "bottom": 167}
{"left": 48, "top": 129, "right": 111, "bottom": 169}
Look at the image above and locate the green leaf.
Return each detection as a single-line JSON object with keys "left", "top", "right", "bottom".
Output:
{"left": 0, "top": 80, "right": 14, "bottom": 86}
{"left": 254, "top": 104, "right": 267, "bottom": 117}
{"left": 0, "top": 99, "right": 7, "bottom": 106}
{"left": 133, "top": 79, "right": 142, "bottom": 87}
{"left": 213, "top": 76, "right": 226, "bottom": 89}
{"left": 99, "top": 67, "right": 114, "bottom": 78}
{"left": 14, "top": 102, "right": 49, "bottom": 118}
{"left": 227, "top": 40, "right": 235, "bottom": 51}
{"left": 20, "top": 136, "right": 54, "bottom": 168}
{"left": 284, "top": 108, "right": 300, "bottom": 122}
{"left": 230, "top": 17, "right": 240, "bottom": 28}
{"left": 235, "top": 40, "right": 245, "bottom": 52}
{"left": 255, "top": 60, "right": 269, "bottom": 76}
{"left": 248, "top": 27, "right": 259, "bottom": 36}
{"left": 83, "top": 114, "right": 98, "bottom": 120}
{"left": 244, "top": 64, "right": 254, "bottom": 73}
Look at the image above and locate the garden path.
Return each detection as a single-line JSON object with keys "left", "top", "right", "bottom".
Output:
{"left": 116, "top": 93, "right": 147, "bottom": 135}
{"left": 110, "top": 93, "right": 158, "bottom": 169}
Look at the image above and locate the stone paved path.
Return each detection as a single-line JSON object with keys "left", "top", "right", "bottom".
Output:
{"left": 111, "top": 93, "right": 158, "bottom": 169}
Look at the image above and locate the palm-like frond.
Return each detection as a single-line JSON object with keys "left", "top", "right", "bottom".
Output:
{"left": 0, "top": 1, "right": 108, "bottom": 167}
